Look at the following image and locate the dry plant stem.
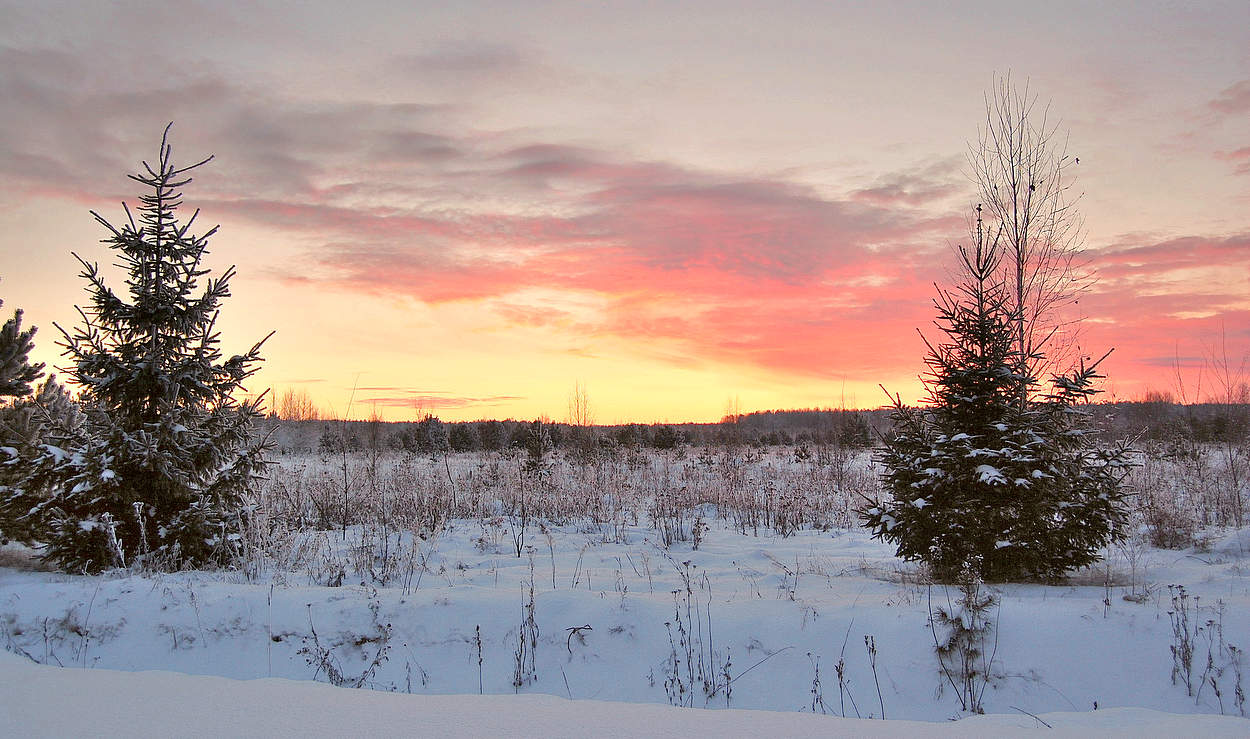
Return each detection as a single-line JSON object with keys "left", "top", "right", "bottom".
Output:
{"left": 836, "top": 617, "right": 860, "bottom": 719}
{"left": 1009, "top": 705, "right": 1053, "bottom": 728}
{"left": 566, "top": 624, "right": 592, "bottom": 654}
{"left": 547, "top": 534, "right": 557, "bottom": 590}
{"left": 512, "top": 554, "right": 539, "bottom": 691}
{"left": 1169, "top": 585, "right": 1196, "bottom": 696}
{"left": 336, "top": 379, "right": 360, "bottom": 543}
{"left": 808, "top": 652, "right": 827, "bottom": 714}
{"left": 475, "top": 624, "right": 483, "bottom": 695}
{"left": 266, "top": 584, "right": 273, "bottom": 677}
{"left": 706, "top": 646, "right": 794, "bottom": 703}
{"left": 865, "top": 634, "right": 885, "bottom": 719}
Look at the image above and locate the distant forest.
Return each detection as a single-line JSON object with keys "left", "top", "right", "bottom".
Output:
{"left": 267, "top": 402, "right": 1250, "bottom": 456}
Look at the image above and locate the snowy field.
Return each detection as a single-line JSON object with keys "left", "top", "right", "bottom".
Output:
{"left": 2, "top": 448, "right": 1249, "bottom": 736}
{"left": 3, "top": 652, "right": 1246, "bottom": 738}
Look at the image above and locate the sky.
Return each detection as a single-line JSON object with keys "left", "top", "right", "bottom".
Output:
{"left": 1, "top": 1, "right": 1247, "bottom": 423}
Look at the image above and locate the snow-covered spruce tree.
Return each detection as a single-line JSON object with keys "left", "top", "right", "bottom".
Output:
{"left": 0, "top": 295, "right": 44, "bottom": 399}
{"left": 6, "top": 126, "right": 271, "bottom": 573}
{"left": 860, "top": 213, "right": 1132, "bottom": 582}
{"left": 0, "top": 293, "right": 48, "bottom": 540}
{"left": 1, "top": 375, "right": 84, "bottom": 543}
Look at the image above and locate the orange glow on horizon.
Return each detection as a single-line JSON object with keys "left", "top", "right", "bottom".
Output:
{"left": 2, "top": 4, "right": 1247, "bottom": 424}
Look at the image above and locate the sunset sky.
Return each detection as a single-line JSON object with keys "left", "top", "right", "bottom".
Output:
{"left": 1, "top": 1, "right": 1247, "bottom": 422}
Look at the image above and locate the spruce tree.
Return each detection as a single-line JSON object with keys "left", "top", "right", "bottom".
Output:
{"left": 0, "top": 293, "right": 47, "bottom": 541}
{"left": 0, "top": 295, "right": 44, "bottom": 398}
{"left": 861, "top": 213, "right": 1132, "bottom": 582}
{"left": 4, "top": 125, "right": 271, "bottom": 572}
{"left": 0, "top": 375, "right": 81, "bottom": 540}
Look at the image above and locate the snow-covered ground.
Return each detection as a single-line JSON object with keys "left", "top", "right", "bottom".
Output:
{"left": 2, "top": 518, "right": 1248, "bottom": 735}
{"left": 3, "top": 650, "right": 1246, "bottom": 738}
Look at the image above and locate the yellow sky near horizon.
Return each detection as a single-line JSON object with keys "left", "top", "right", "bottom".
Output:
{"left": 3, "top": 1, "right": 1248, "bottom": 422}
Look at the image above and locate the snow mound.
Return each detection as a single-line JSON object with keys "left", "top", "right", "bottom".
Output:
{"left": 1211, "top": 528, "right": 1250, "bottom": 559}
{"left": 1, "top": 654, "right": 1246, "bottom": 738}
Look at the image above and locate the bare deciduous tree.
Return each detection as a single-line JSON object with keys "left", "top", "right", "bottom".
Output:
{"left": 968, "top": 74, "right": 1092, "bottom": 382}
{"left": 566, "top": 381, "right": 596, "bottom": 467}
{"left": 276, "top": 387, "right": 319, "bottom": 421}
{"left": 567, "top": 381, "right": 593, "bottom": 427}
{"left": 1205, "top": 324, "right": 1250, "bottom": 406}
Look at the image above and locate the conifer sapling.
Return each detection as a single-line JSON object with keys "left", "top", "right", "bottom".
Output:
{"left": 861, "top": 211, "right": 1132, "bottom": 582}
{"left": 4, "top": 125, "right": 272, "bottom": 572}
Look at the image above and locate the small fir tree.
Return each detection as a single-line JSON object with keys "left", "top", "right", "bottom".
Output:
{"left": 448, "top": 423, "right": 480, "bottom": 453}
{"left": 0, "top": 376, "right": 82, "bottom": 542}
{"left": 4, "top": 125, "right": 271, "bottom": 572}
{"left": 416, "top": 415, "right": 450, "bottom": 456}
{"left": 861, "top": 212, "right": 1132, "bottom": 582}
{"left": 0, "top": 295, "right": 49, "bottom": 540}
{"left": 0, "top": 295, "right": 44, "bottom": 398}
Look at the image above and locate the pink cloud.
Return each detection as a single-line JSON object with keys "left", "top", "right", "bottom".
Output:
{"left": 1217, "top": 147, "right": 1250, "bottom": 176}
{"left": 1072, "top": 233, "right": 1250, "bottom": 398}
{"left": 850, "top": 159, "right": 964, "bottom": 207}
{"left": 1090, "top": 234, "right": 1250, "bottom": 291}
{"left": 250, "top": 150, "right": 960, "bottom": 381}
{"left": 5, "top": 44, "right": 1245, "bottom": 400}
{"left": 1211, "top": 79, "right": 1250, "bottom": 115}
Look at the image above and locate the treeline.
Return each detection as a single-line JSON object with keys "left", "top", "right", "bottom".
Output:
{"left": 268, "top": 408, "right": 882, "bottom": 455}
{"left": 1104, "top": 401, "right": 1250, "bottom": 444}
{"left": 268, "top": 401, "right": 1250, "bottom": 457}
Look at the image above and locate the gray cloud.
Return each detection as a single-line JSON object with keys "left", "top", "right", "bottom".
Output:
{"left": 396, "top": 41, "right": 530, "bottom": 75}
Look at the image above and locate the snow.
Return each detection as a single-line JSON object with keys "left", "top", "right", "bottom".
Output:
{"left": 1, "top": 650, "right": 1245, "bottom": 737}
{"left": 1213, "top": 528, "right": 1250, "bottom": 559}
{"left": 975, "top": 464, "right": 1005, "bottom": 484}
{"left": 1, "top": 522, "right": 1248, "bottom": 735}
{"left": 1, "top": 445, "right": 1248, "bottom": 736}
{"left": 38, "top": 444, "right": 69, "bottom": 463}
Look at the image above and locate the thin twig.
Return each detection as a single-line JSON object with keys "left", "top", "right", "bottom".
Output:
{"left": 708, "top": 645, "right": 794, "bottom": 696}
{"left": 1009, "top": 705, "right": 1053, "bottom": 728}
